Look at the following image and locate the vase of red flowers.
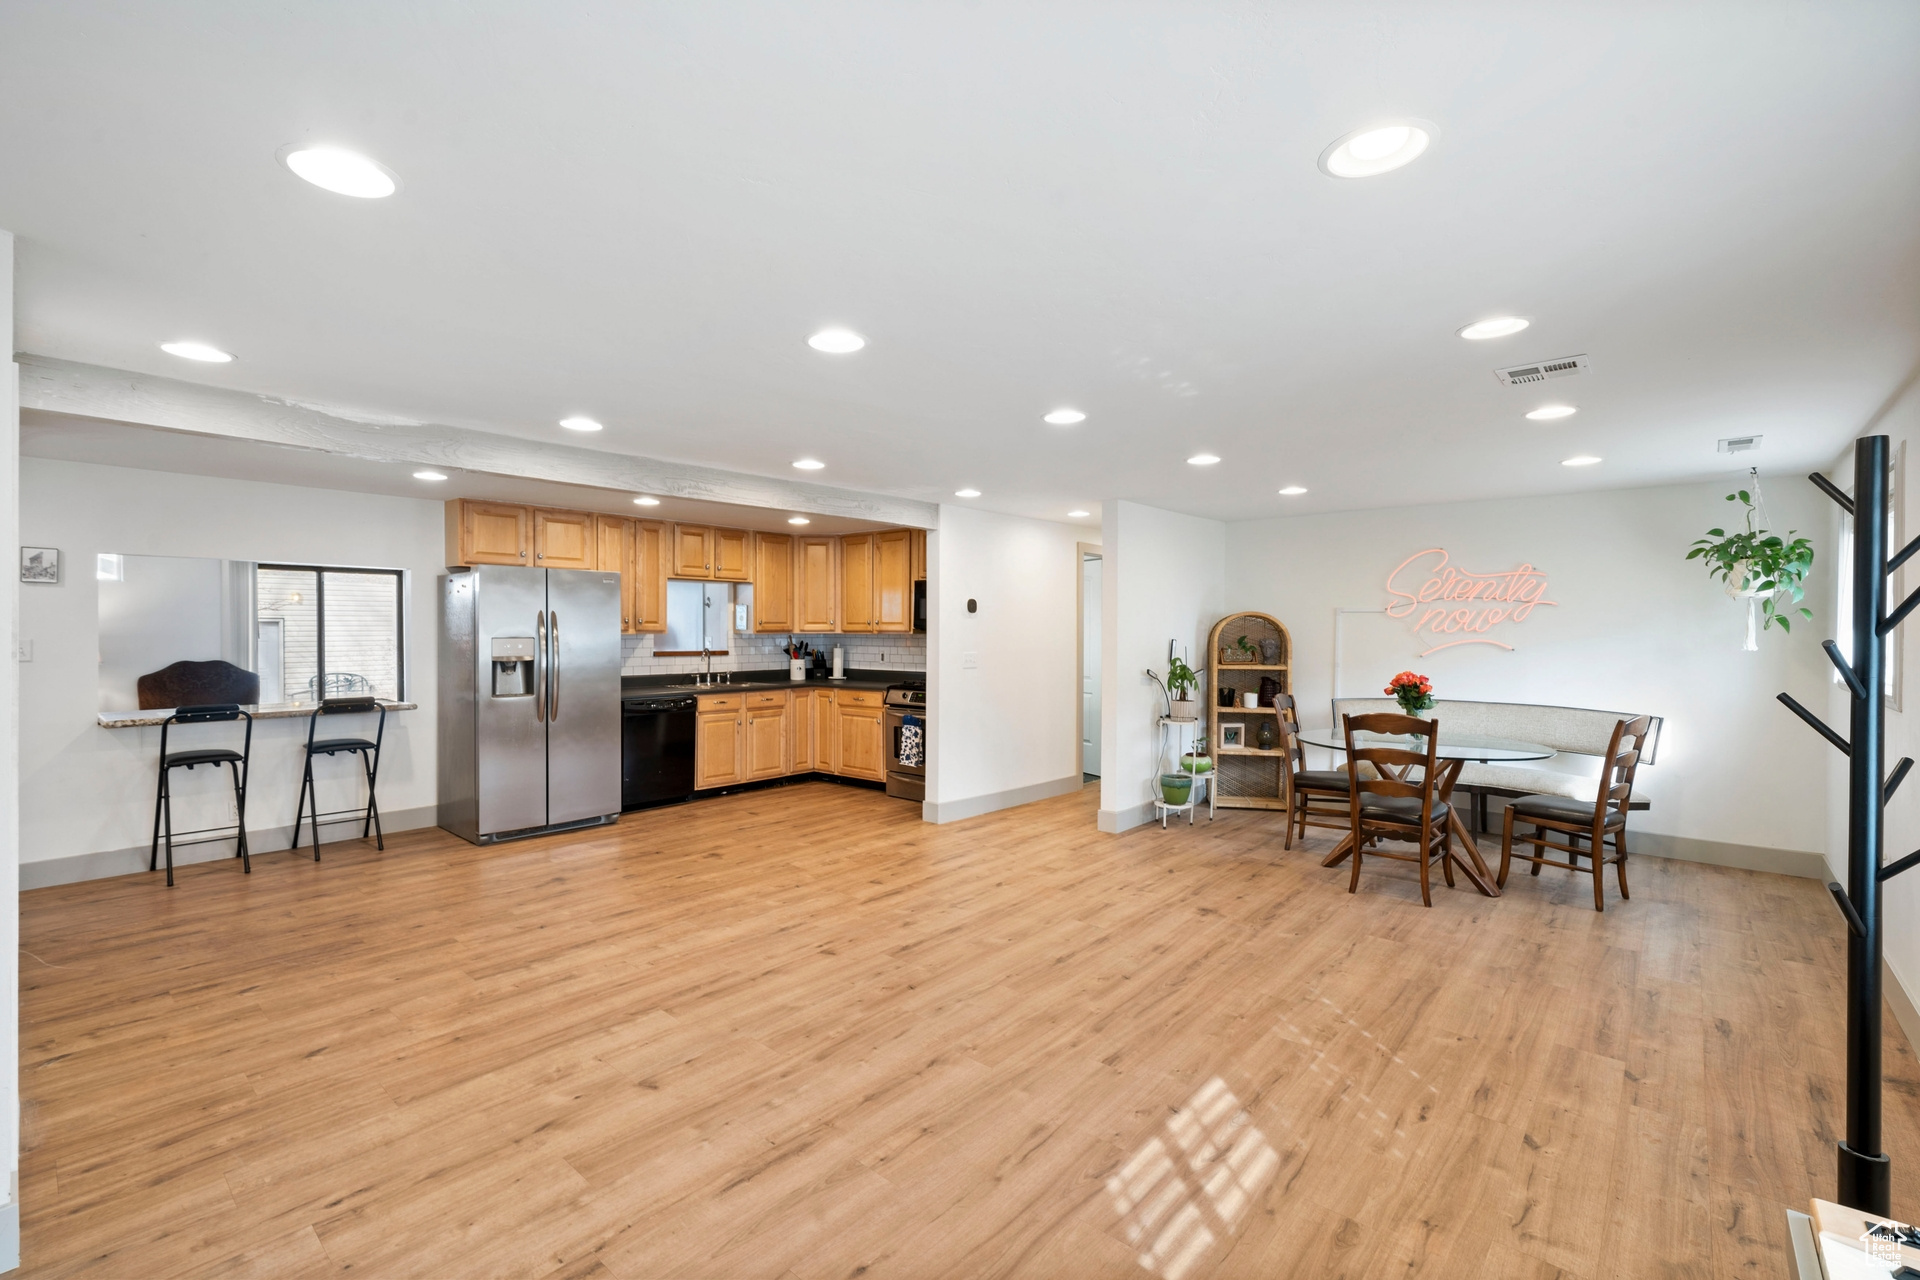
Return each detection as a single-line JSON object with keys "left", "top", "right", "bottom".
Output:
{"left": 1385, "top": 671, "right": 1435, "bottom": 717}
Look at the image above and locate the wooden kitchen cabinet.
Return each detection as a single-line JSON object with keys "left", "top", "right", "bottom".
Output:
{"left": 910, "top": 529, "right": 927, "bottom": 582}
{"left": 874, "top": 529, "right": 912, "bottom": 632}
{"left": 745, "top": 693, "right": 790, "bottom": 780}
{"left": 672, "top": 524, "right": 713, "bottom": 578}
{"left": 840, "top": 535, "right": 876, "bottom": 633}
{"left": 633, "top": 520, "right": 668, "bottom": 632}
{"left": 712, "top": 527, "right": 751, "bottom": 582}
{"left": 594, "top": 516, "right": 635, "bottom": 631}
{"left": 752, "top": 533, "right": 795, "bottom": 632}
{"left": 790, "top": 687, "right": 814, "bottom": 771}
{"left": 533, "top": 508, "right": 597, "bottom": 569}
{"left": 445, "top": 499, "right": 529, "bottom": 567}
{"left": 795, "top": 537, "right": 838, "bottom": 632}
{"left": 695, "top": 695, "right": 744, "bottom": 789}
{"left": 831, "top": 691, "right": 886, "bottom": 781}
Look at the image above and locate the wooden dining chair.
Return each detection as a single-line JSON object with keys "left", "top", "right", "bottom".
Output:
{"left": 1342, "top": 712, "right": 1453, "bottom": 906}
{"left": 1278, "top": 694, "right": 1351, "bottom": 850}
{"left": 1497, "top": 715, "right": 1653, "bottom": 911}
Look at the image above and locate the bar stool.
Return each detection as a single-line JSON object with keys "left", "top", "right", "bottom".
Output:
{"left": 292, "top": 697, "right": 387, "bottom": 859}
{"left": 150, "top": 704, "right": 253, "bottom": 888}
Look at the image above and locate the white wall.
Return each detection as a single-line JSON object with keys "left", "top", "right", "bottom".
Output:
{"left": 1, "top": 228, "right": 22, "bottom": 1268}
{"left": 18, "top": 458, "right": 445, "bottom": 886}
{"left": 1226, "top": 479, "right": 1834, "bottom": 861}
{"left": 1099, "top": 500, "right": 1227, "bottom": 832}
{"left": 926, "top": 504, "right": 1088, "bottom": 821}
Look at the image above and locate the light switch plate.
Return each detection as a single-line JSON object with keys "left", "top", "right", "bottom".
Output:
{"left": 15, "top": 640, "right": 30, "bottom": 662}
{"left": 962, "top": 651, "right": 978, "bottom": 669}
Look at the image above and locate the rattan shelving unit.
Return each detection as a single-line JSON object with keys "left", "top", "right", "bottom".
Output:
{"left": 1206, "top": 612, "right": 1293, "bottom": 811}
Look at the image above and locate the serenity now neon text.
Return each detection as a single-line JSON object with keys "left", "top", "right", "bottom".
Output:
{"left": 1383, "top": 548, "right": 1557, "bottom": 655}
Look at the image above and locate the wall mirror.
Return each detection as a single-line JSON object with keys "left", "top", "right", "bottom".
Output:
{"left": 97, "top": 553, "right": 406, "bottom": 711}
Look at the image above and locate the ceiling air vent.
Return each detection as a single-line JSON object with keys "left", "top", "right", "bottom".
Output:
{"left": 1494, "top": 353, "right": 1589, "bottom": 387}
{"left": 1718, "top": 435, "right": 1763, "bottom": 454}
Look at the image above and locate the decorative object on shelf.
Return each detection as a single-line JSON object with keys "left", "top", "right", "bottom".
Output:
{"left": 20, "top": 546, "right": 59, "bottom": 584}
{"left": 1776, "top": 436, "right": 1912, "bottom": 1217}
{"left": 1387, "top": 670, "right": 1435, "bottom": 716}
{"left": 1159, "top": 773, "right": 1193, "bottom": 805}
{"left": 1256, "top": 719, "right": 1277, "bottom": 751}
{"left": 1206, "top": 611, "right": 1293, "bottom": 812}
{"left": 1687, "top": 470, "right": 1814, "bottom": 646}
{"left": 1165, "top": 649, "right": 1201, "bottom": 721}
{"left": 1218, "top": 685, "right": 1236, "bottom": 707}
{"left": 1180, "top": 752, "right": 1213, "bottom": 774}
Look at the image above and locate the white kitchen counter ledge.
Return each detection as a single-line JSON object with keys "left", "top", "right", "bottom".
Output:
{"left": 98, "top": 701, "right": 417, "bottom": 728}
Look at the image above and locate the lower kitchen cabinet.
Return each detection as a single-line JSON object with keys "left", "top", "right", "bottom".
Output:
{"left": 692, "top": 687, "right": 887, "bottom": 788}
{"left": 695, "top": 697, "right": 744, "bottom": 789}
{"left": 745, "top": 694, "right": 790, "bottom": 780}
{"left": 790, "top": 688, "right": 814, "bottom": 771}
{"left": 831, "top": 691, "right": 886, "bottom": 781}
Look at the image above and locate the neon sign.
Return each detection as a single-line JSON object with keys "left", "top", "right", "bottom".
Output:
{"left": 1384, "top": 548, "right": 1557, "bottom": 656}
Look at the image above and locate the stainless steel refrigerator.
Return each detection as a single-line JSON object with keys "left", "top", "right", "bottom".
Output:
{"left": 438, "top": 565, "right": 622, "bottom": 843}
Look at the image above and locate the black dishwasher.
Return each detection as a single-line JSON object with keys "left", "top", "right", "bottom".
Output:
{"left": 621, "top": 695, "right": 697, "bottom": 811}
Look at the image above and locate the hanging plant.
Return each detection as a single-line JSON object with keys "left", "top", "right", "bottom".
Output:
{"left": 1686, "top": 486, "right": 1814, "bottom": 634}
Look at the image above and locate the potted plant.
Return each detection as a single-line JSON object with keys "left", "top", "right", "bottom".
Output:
{"left": 1386, "top": 671, "right": 1435, "bottom": 717}
{"left": 1160, "top": 772, "right": 1194, "bottom": 805}
{"left": 1231, "top": 634, "right": 1258, "bottom": 664}
{"left": 1167, "top": 655, "right": 1201, "bottom": 721}
{"left": 1686, "top": 487, "right": 1814, "bottom": 635}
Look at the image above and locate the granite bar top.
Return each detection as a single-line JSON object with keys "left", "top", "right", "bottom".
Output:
{"left": 99, "top": 701, "right": 417, "bottom": 729}
{"left": 622, "top": 668, "right": 919, "bottom": 698}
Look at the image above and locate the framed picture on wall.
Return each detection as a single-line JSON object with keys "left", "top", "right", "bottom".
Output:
{"left": 20, "top": 546, "right": 59, "bottom": 584}
{"left": 1219, "top": 723, "right": 1244, "bottom": 750}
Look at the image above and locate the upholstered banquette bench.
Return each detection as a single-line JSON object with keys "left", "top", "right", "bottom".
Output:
{"left": 1327, "top": 698, "right": 1662, "bottom": 832}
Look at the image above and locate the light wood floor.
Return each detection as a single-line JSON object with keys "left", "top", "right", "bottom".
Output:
{"left": 18, "top": 782, "right": 1920, "bottom": 1278}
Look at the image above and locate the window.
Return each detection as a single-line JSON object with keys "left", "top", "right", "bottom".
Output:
{"left": 255, "top": 564, "right": 405, "bottom": 702}
{"left": 660, "top": 580, "right": 735, "bottom": 655}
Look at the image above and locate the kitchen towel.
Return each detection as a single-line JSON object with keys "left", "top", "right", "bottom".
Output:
{"left": 899, "top": 714, "right": 924, "bottom": 768}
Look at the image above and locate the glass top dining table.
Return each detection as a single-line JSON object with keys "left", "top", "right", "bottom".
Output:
{"left": 1294, "top": 728, "right": 1558, "bottom": 896}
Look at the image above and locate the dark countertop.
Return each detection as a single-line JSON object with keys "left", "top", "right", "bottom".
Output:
{"left": 622, "top": 668, "right": 919, "bottom": 698}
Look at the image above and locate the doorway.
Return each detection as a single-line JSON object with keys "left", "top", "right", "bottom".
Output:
{"left": 1078, "top": 547, "right": 1102, "bottom": 781}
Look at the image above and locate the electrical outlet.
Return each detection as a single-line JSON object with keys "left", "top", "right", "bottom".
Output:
{"left": 16, "top": 640, "right": 31, "bottom": 662}
{"left": 962, "top": 651, "right": 978, "bottom": 669}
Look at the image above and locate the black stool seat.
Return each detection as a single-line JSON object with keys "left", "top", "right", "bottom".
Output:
{"left": 310, "top": 737, "right": 377, "bottom": 755}
{"left": 164, "top": 747, "right": 244, "bottom": 768}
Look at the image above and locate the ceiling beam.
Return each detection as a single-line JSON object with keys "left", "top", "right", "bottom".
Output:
{"left": 15, "top": 354, "right": 938, "bottom": 529}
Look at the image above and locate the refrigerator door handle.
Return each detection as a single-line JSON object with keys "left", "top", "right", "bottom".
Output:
{"left": 548, "top": 610, "right": 560, "bottom": 722}
{"left": 535, "top": 609, "right": 548, "bottom": 723}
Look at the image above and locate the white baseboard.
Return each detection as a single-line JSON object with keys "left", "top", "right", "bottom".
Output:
{"left": 922, "top": 774, "right": 1084, "bottom": 824}
{"left": 1097, "top": 800, "right": 1156, "bottom": 834}
{"left": 0, "top": 1197, "right": 17, "bottom": 1273}
{"left": 20, "top": 804, "right": 441, "bottom": 890}
{"left": 1624, "top": 830, "right": 1827, "bottom": 880}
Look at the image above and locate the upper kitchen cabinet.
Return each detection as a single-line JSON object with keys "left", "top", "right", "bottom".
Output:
{"left": 910, "top": 529, "right": 927, "bottom": 582}
{"left": 752, "top": 533, "right": 794, "bottom": 632}
{"left": 874, "top": 529, "right": 912, "bottom": 632}
{"left": 672, "top": 524, "right": 713, "bottom": 578}
{"left": 595, "top": 516, "right": 635, "bottom": 631}
{"left": 712, "top": 527, "right": 751, "bottom": 582}
{"left": 795, "top": 536, "right": 837, "bottom": 632}
{"left": 445, "top": 499, "right": 529, "bottom": 567}
{"left": 632, "top": 519, "right": 668, "bottom": 632}
{"left": 533, "top": 508, "right": 597, "bottom": 569}
{"left": 839, "top": 534, "right": 876, "bottom": 633}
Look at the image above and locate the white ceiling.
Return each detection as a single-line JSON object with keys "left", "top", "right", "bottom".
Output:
{"left": 2, "top": 2, "right": 1917, "bottom": 524}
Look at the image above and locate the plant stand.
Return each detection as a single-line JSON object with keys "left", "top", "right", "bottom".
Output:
{"left": 1154, "top": 717, "right": 1215, "bottom": 827}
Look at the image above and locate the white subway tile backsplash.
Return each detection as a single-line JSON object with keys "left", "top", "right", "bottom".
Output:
{"left": 620, "top": 631, "right": 926, "bottom": 677}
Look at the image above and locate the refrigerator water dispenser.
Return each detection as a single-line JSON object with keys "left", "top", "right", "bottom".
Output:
{"left": 490, "top": 636, "right": 535, "bottom": 696}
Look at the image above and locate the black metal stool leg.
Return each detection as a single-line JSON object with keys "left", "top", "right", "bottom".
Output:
{"left": 150, "top": 764, "right": 166, "bottom": 874}
{"left": 309, "top": 761, "right": 323, "bottom": 861}
{"left": 231, "top": 760, "right": 251, "bottom": 874}
{"left": 363, "top": 749, "right": 384, "bottom": 850}
{"left": 291, "top": 756, "right": 310, "bottom": 851}
{"left": 162, "top": 770, "right": 175, "bottom": 888}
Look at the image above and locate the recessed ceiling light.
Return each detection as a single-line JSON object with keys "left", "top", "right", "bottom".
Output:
{"left": 1562, "top": 455, "right": 1602, "bottom": 467}
{"left": 280, "top": 146, "right": 397, "bottom": 198}
{"left": 1067, "top": 510, "right": 1091, "bottom": 518}
{"left": 1319, "top": 122, "right": 1433, "bottom": 178}
{"left": 1459, "top": 316, "right": 1530, "bottom": 340}
{"left": 792, "top": 458, "right": 826, "bottom": 470}
{"left": 807, "top": 328, "right": 866, "bottom": 354}
{"left": 559, "top": 416, "right": 603, "bottom": 432}
{"left": 1526, "top": 405, "right": 1577, "bottom": 421}
{"left": 412, "top": 470, "right": 447, "bottom": 482}
{"left": 1187, "top": 454, "right": 1221, "bottom": 466}
{"left": 1278, "top": 486, "right": 1308, "bottom": 496}
{"left": 1043, "top": 408, "right": 1086, "bottom": 426}
{"left": 633, "top": 496, "right": 660, "bottom": 506}
{"left": 159, "top": 340, "right": 233, "bottom": 363}
{"left": 787, "top": 516, "right": 811, "bottom": 525}
{"left": 954, "top": 488, "right": 981, "bottom": 498}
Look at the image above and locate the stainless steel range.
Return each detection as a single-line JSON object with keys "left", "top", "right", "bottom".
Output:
{"left": 884, "top": 681, "right": 927, "bottom": 801}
